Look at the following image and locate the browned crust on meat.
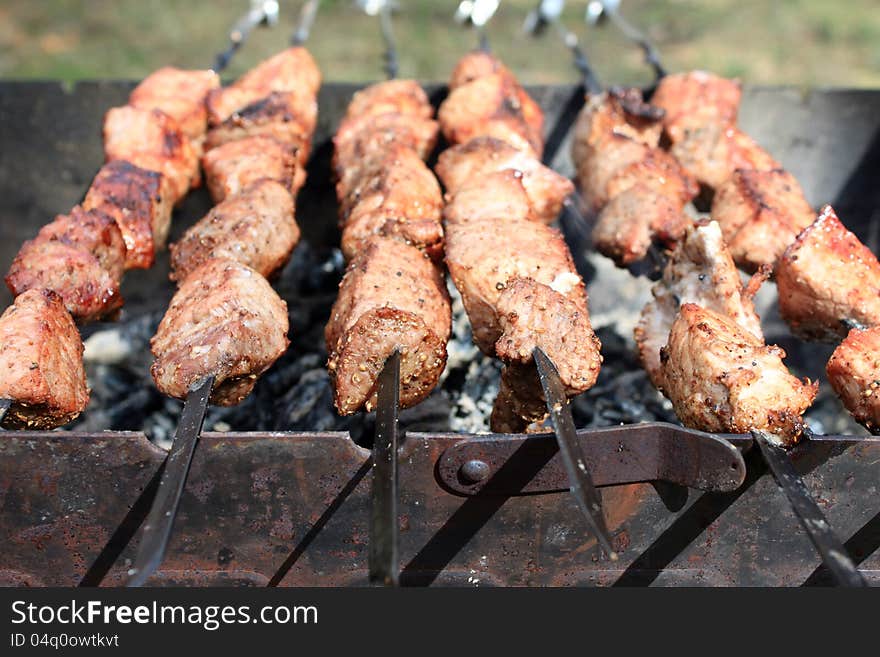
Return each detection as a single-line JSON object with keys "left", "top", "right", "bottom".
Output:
{"left": 777, "top": 205, "right": 880, "bottom": 341}
{"left": 827, "top": 326, "right": 880, "bottom": 433}
{"left": 201, "top": 136, "right": 299, "bottom": 203}
{"left": 83, "top": 160, "right": 173, "bottom": 269}
{"left": 0, "top": 289, "right": 89, "bottom": 428}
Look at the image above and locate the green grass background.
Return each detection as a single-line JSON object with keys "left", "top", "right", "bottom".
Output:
{"left": 1, "top": 1, "right": 879, "bottom": 86}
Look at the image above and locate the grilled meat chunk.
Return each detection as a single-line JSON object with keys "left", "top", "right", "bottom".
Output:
{"left": 650, "top": 71, "right": 742, "bottom": 144}
{"left": 776, "top": 205, "right": 880, "bottom": 341}
{"left": 0, "top": 289, "right": 88, "bottom": 429}
{"left": 83, "top": 160, "right": 173, "bottom": 269}
{"left": 6, "top": 207, "right": 126, "bottom": 323}
{"left": 635, "top": 221, "right": 765, "bottom": 389}
{"left": 103, "top": 105, "right": 199, "bottom": 203}
{"left": 592, "top": 185, "right": 692, "bottom": 266}
{"left": 151, "top": 258, "right": 289, "bottom": 405}
{"left": 444, "top": 169, "right": 537, "bottom": 226}
{"left": 204, "top": 91, "right": 313, "bottom": 170}
{"left": 202, "top": 136, "right": 300, "bottom": 203}
{"left": 827, "top": 326, "right": 880, "bottom": 433}
{"left": 660, "top": 303, "right": 816, "bottom": 445}
{"left": 336, "top": 145, "right": 444, "bottom": 260}
{"left": 326, "top": 236, "right": 450, "bottom": 415}
{"left": 436, "top": 137, "right": 574, "bottom": 223}
{"left": 490, "top": 277, "right": 602, "bottom": 433}
{"left": 572, "top": 90, "right": 664, "bottom": 160}
{"left": 343, "top": 79, "right": 434, "bottom": 123}
{"left": 170, "top": 179, "right": 299, "bottom": 283}
{"left": 438, "top": 71, "right": 543, "bottom": 157}
{"left": 129, "top": 67, "right": 220, "bottom": 140}
{"left": 711, "top": 169, "right": 815, "bottom": 271}
{"left": 651, "top": 71, "right": 781, "bottom": 191}
{"left": 333, "top": 112, "right": 439, "bottom": 173}
{"left": 205, "top": 47, "right": 322, "bottom": 125}
{"left": 445, "top": 183, "right": 588, "bottom": 354}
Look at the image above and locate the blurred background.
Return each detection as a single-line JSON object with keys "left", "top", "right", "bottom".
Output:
{"left": 1, "top": 0, "right": 879, "bottom": 87}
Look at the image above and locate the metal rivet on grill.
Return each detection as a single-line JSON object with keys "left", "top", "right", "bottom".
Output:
{"left": 459, "top": 459, "right": 491, "bottom": 484}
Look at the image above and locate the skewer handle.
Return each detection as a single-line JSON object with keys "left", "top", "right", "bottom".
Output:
{"left": 126, "top": 375, "right": 214, "bottom": 587}
{"left": 291, "top": 0, "right": 321, "bottom": 46}
{"left": 586, "top": 1, "right": 666, "bottom": 80}
{"left": 752, "top": 430, "right": 867, "bottom": 587}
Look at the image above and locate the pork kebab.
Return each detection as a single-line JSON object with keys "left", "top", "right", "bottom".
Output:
{"left": 1, "top": 65, "right": 220, "bottom": 428}
{"left": 128, "top": 39, "right": 322, "bottom": 586}
{"left": 437, "top": 49, "right": 602, "bottom": 435}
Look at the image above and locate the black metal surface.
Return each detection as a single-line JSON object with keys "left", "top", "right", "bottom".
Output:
{"left": 752, "top": 430, "right": 867, "bottom": 587}
{"left": 126, "top": 375, "right": 214, "bottom": 587}
{"left": 369, "top": 351, "right": 400, "bottom": 586}
{"left": 438, "top": 422, "right": 746, "bottom": 495}
{"left": 534, "top": 347, "right": 615, "bottom": 557}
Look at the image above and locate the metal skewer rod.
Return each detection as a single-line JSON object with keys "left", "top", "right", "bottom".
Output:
{"left": 213, "top": 0, "right": 280, "bottom": 72}
{"left": 454, "top": 1, "right": 501, "bottom": 52}
{"left": 126, "top": 375, "right": 215, "bottom": 587}
{"left": 534, "top": 347, "right": 617, "bottom": 559}
{"left": 291, "top": 0, "right": 321, "bottom": 46}
{"left": 586, "top": 0, "right": 666, "bottom": 80}
{"left": 358, "top": 0, "right": 399, "bottom": 80}
{"left": 369, "top": 350, "right": 401, "bottom": 586}
{"left": 751, "top": 430, "right": 867, "bottom": 587}
{"left": 525, "top": 1, "right": 602, "bottom": 95}
{"left": 0, "top": 398, "right": 10, "bottom": 427}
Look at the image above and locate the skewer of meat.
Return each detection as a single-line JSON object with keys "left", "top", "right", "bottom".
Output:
{"left": 536, "top": 3, "right": 698, "bottom": 270}
{"left": 128, "top": 7, "right": 322, "bottom": 585}
{"left": 584, "top": 5, "right": 865, "bottom": 584}
{"left": 437, "top": 38, "right": 614, "bottom": 556}
{"left": 0, "top": 26, "right": 244, "bottom": 428}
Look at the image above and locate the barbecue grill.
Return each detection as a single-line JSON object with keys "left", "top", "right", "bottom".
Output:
{"left": 2, "top": 75, "right": 880, "bottom": 586}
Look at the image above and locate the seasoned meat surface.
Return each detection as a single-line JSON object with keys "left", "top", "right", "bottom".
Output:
{"left": 777, "top": 205, "right": 880, "bottom": 341}
{"left": 436, "top": 137, "right": 574, "bottom": 223}
{"left": 129, "top": 67, "right": 220, "bottom": 139}
{"left": 438, "top": 72, "right": 543, "bottom": 157}
{"left": 103, "top": 105, "right": 199, "bottom": 203}
{"left": 650, "top": 71, "right": 742, "bottom": 144}
{"left": 83, "top": 160, "right": 173, "bottom": 269}
{"left": 711, "top": 169, "right": 815, "bottom": 272}
{"left": 336, "top": 145, "right": 444, "bottom": 260}
{"left": 445, "top": 200, "right": 586, "bottom": 353}
{"left": 151, "top": 258, "right": 289, "bottom": 405}
{"left": 592, "top": 184, "right": 692, "bottom": 266}
{"left": 205, "top": 47, "right": 322, "bottom": 124}
{"left": 202, "top": 136, "right": 299, "bottom": 203}
{"left": 660, "top": 303, "right": 816, "bottom": 445}
{"left": 326, "top": 236, "right": 450, "bottom": 415}
{"left": 0, "top": 289, "right": 88, "bottom": 429}
{"left": 443, "top": 170, "right": 536, "bottom": 226}
{"left": 635, "top": 220, "right": 765, "bottom": 388}
{"left": 827, "top": 326, "right": 880, "bottom": 433}
{"left": 334, "top": 112, "right": 439, "bottom": 173}
{"left": 490, "top": 277, "right": 602, "bottom": 432}
{"left": 204, "top": 91, "right": 313, "bottom": 168}
{"left": 6, "top": 207, "right": 126, "bottom": 323}
{"left": 36, "top": 206, "right": 127, "bottom": 282}
{"left": 343, "top": 79, "right": 434, "bottom": 123}
{"left": 170, "top": 179, "right": 299, "bottom": 282}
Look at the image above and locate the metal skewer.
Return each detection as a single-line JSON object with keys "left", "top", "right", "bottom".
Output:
{"left": 525, "top": 0, "right": 602, "bottom": 95}
{"left": 534, "top": 347, "right": 617, "bottom": 558}
{"left": 358, "top": 0, "right": 399, "bottom": 80}
{"left": 752, "top": 430, "right": 867, "bottom": 587}
{"left": 0, "top": 398, "right": 10, "bottom": 427}
{"left": 454, "top": 0, "right": 500, "bottom": 52}
{"left": 213, "top": 0, "right": 280, "bottom": 72}
{"left": 291, "top": 0, "right": 321, "bottom": 46}
{"left": 126, "top": 375, "right": 214, "bottom": 587}
{"left": 586, "top": 0, "right": 666, "bottom": 81}
{"left": 369, "top": 350, "right": 401, "bottom": 586}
